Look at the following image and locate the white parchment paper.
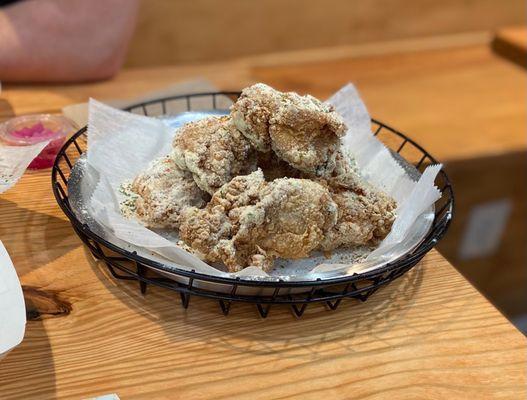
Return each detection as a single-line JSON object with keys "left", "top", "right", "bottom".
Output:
{"left": 0, "top": 141, "right": 50, "bottom": 194}
{"left": 84, "top": 83, "right": 441, "bottom": 280}
{"left": 0, "top": 240, "right": 26, "bottom": 359}
{"left": 63, "top": 79, "right": 218, "bottom": 127}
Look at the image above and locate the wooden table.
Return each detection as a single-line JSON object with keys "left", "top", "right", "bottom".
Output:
{"left": 0, "top": 43, "right": 526, "bottom": 399}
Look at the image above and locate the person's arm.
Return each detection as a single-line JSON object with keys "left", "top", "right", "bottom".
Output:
{"left": 0, "top": 0, "right": 139, "bottom": 82}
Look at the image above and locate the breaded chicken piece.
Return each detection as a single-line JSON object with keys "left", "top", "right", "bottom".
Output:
{"left": 178, "top": 170, "right": 267, "bottom": 271}
{"left": 257, "top": 151, "right": 302, "bottom": 181}
{"left": 230, "top": 84, "right": 278, "bottom": 152}
{"left": 179, "top": 169, "right": 338, "bottom": 272}
{"left": 317, "top": 154, "right": 397, "bottom": 250}
{"left": 172, "top": 115, "right": 257, "bottom": 194}
{"left": 131, "top": 155, "right": 208, "bottom": 229}
{"left": 319, "top": 187, "right": 396, "bottom": 251}
{"left": 269, "top": 91, "right": 347, "bottom": 177}
{"left": 231, "top": 83, "right": 346, "bottom": 177}
{"left": 321, "top": 149, "right": 366, "bottom": 191}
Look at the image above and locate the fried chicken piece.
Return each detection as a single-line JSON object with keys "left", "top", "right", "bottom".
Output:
{"left": 179, "top": 170, "right": 338, "bottom": 272}
{"left": 231, "top": 83, "right": 347, "bottom": 177}
{"left": 251, "top": 176, "right": 338, "bottom": 261}
{"left": 319, "top": 187, "right": 396, "bottom": 251}
{"left": 257, "top": 151, "right": 302, "bottom": 181}
{"left": 269, "top": 91, "right": 347, "bottom": 177}
{"left": 178, "top": 170, "right": 267, "bottom": 271}
{"left": 317, "top": 155, "right": 397, "bottom": 250}
{"left": 230, "top": 84, "right": 278, "bottom": 152}
{"left": 172, "top": 115, "right": 257, "bottom": 194}
{"left": 321, "top": 149, "right": 367, "bottom": 191}
{"left": 131, "top": 155, "right": 208, "bottom": 229}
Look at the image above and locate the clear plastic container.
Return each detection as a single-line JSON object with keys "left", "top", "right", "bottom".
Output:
{"left": 0, "top": 114, "right": 76, "bottom": 169}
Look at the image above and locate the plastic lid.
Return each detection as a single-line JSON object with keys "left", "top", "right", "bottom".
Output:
{"left": 0, "top": 114, "right": 76, "bottom": 146}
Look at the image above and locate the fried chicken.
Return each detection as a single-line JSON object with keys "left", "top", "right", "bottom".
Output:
{"left": 317, "top": 155, "right": 397, "bottom": 250}
{"left": 230, "top": 84, "right": 277, "bottom": 152}
{"left": 179, "top": 169, "right": 338, "bottom": 272}
{"left": 172, "top": 115, "right": 257, "bottom": 195}
{"left": 319, "top": 187, "right": 396, "bottom": 251}
{"left": 231, "top": 83, "right": 347, "bottom": 177}
{"left": 257, "top": 151, "right": 302, "bottom": 181}
{"left": 131, "top": 155, "right": 208, "bottom": 229}
{"left": 258, "top": 147, "right": 395, "bottom": 248}
{"left": 127, "top": 83, "right": 397, "bottom": 272}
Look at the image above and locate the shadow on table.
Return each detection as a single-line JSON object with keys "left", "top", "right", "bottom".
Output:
{"left": 85, "top": 246, "right": 443, "bottom": 359}
{"left": 438, "top": 150, "right": 527, "bottom": 335}
{"left": 0, "top": 318, "right": 56, "bottom": 400}
{"left": 0, "top": 200, "right": 73, "bottom": 399}
{"left": 0, "top": 198, "right": 81, "bottom": 276}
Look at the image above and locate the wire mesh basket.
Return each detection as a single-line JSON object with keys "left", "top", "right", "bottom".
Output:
{"left": 51, "top": 91, "right": 454, "bottom": 318}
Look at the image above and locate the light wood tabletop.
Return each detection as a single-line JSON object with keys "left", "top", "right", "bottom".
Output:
{"left": 0, "top": 42, "right": 526, "bottom": 399}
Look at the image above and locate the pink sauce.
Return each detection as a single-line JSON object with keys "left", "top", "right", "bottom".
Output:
{"left": 7, "top": 122, "right": 67, "bottom": 169}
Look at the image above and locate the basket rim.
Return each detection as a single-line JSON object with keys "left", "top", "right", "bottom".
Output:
{"left": 51, "top": 91, "right": 454, "bottom": 289}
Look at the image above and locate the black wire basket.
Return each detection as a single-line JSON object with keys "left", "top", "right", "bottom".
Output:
{"left": 51, "top": 91, "right": 454, "bottom": 318}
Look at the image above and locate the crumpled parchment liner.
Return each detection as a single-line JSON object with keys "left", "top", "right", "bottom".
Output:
{"left": 0, "top": 141, "right": 50, "bottom": 193}
{"left": 85, "top": 83, "right": 442, "bottom": 280}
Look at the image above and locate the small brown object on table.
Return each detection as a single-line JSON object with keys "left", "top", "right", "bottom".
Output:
{"left": 492, "top": 26, "right": 527, "bottom": 68}
{"left": 0, "top": 38, "right": 526, "bottom": 399}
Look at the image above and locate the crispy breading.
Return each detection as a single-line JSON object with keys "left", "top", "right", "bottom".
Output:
{"left": 230, "top": 84, "right": 278, "bottom": 152}
{"left": 129, "top": 83, "right": 397, "bottom": 272}
{"left": 317, "top": 153, "right": 397, "bottom": 250}
{"left": 172, "top": 115, "right": 257, "bottom": 194}
{"left": 319, "top": 187, "right": 397, "bottom": 251}
{"left": 259, "top": 148, "right": 396, "bottom": 248}
{"left": 257, "top": 151, "right": 302, "bottom": 181}
{"left": 231, "top": 83, "right": 346, "bottom": 177}
{"left": 131, "top": 156, "right": 208, "bottom": 229}
{"left": 179, "top": 170, "right": 338, "bottom": 272}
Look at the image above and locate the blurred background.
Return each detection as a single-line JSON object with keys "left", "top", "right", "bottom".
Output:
{"left": 125, "top": 0, "right": 525, "bottom": 66}
{"left": 1, "top": 0, "right": 526, "bottom": 332}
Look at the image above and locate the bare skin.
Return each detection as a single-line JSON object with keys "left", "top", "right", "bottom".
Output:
{"left": 0, "top": 0, "right": 139, "bottom": 82}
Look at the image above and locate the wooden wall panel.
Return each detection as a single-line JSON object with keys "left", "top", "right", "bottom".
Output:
{"left": 125, "top": 0, "right": 526, "bottom": 66}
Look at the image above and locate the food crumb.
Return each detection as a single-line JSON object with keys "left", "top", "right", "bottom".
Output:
{"left": 119, "top": 180, "right": 138, "bottom": 219}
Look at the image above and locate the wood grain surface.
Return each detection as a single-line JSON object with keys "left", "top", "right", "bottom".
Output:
{"left": 0, "top": 43, "right": 526, "bottom": 399}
